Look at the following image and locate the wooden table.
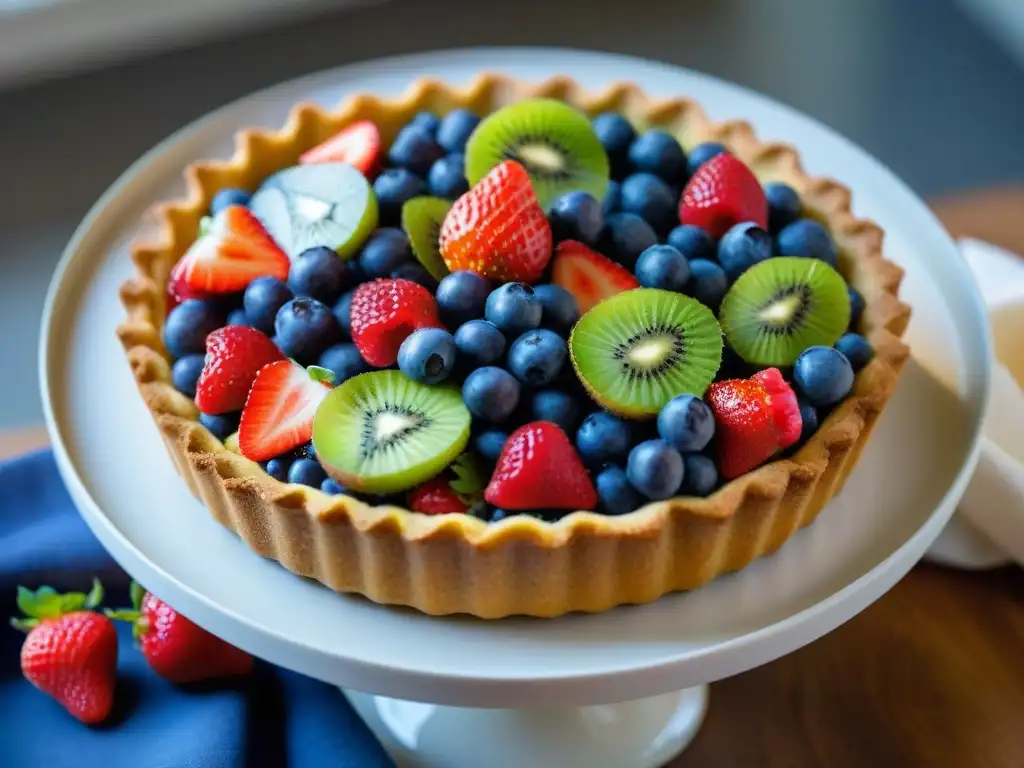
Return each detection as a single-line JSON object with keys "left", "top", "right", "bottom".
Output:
{"left": 6, "top": 189, "right": 1024, "bottom": 767}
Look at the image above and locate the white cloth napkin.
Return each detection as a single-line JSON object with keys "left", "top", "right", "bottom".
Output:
{"left": 926, "top": 238, "right": 1024, "bottom": 569}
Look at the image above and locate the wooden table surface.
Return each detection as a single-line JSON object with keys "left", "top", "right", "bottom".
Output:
{"left": 6, "top": 188, "right": 1024, "bottom": 767}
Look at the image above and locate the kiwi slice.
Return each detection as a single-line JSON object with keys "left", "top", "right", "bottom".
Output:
{"left": 570, "top": 289, "right": 723, "bottom": 418}
{"left": 718, "top": 257, "right": 851, "bottom": 367}
{"left": 313, "top": 370, "right": 471, "bottom": 494}
{"left": 465, "top": 99, "right": 610, "bottom": 210}
{"left": 401, "top": 196, "right": 452, "bottom": 282}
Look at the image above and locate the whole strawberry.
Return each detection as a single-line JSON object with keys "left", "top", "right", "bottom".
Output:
{"left": 194, "top": 325, "right": 284, "bottom": 415}
{"left": 108, "top": 582, "right": 253, "bottom": 684}
{"left": 12, "top": 579, "right": 118, "bottom": 725}
{"left": 678, "top": 153, "right": 768, "bottom": 238}
{"left": 350, "top": 278, "right": 444, "bottom": 367}
{"left": 407, "top": 454, "right": 487, "bottom": 515}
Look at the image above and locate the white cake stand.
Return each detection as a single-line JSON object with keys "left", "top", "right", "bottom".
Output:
{"left": 38, "top": 49, "right": 991, "bottom": 768}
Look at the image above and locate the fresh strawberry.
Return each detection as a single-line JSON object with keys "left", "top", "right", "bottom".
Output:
{"left": 175, "top": 205, "right": 289, "bottom": 294}
{"left": 166, "top": 258, "right": 211, "bottom": 314}
{"left": 299, "top": 120, "right": 381, "bottom": 177}
{"left": 439, "top": 160, "right": 553, "bottom": 283}
{"left": 706, "top": 367, "right": 802, "bottom": 480}
{"left": 350, "top": 278, "right": 444, "bottom": 367}
{"left": 551, "top": 240, "right": 640, "bottom": 314}
{"left": 485, "top": 421, "right": 597, "bottom": 510}
{"left": 678, "top": 153, "right": 768, "bottom": 238}
{"left": 408, "top": 477, "right": 470, "bottom": 515}
{"left": 194, "top": 326, "right": 284, "bottom": 415}
{"left": 107, "top": 582, "right": 252, "bottom": 684}
{"left": 238, "top": 359, "right": 332, "bottom": 462}
{"left": 12, "top": 580, "right": 117, "bottom": 725}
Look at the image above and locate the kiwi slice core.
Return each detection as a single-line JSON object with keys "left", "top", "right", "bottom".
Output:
{"left": 401, "top": 196, "right": 452, "bottom": 282}
{"left": 719, "top": 257, "right": 851, "bottom": 367}
{"left": 313, "top": 370, "right": 471, "bottom": 494}
{"left": 465, "top": 98, "right": 610, "bottom": 210}
{"left": 570, "top": 288, "right": 723, "bottom": 418}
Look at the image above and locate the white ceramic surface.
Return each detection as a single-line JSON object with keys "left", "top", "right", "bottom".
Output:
{"left": 38, "top": 48, "right": 991, "bottom": 767}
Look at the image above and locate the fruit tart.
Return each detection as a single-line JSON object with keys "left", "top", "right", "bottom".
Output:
{"left": 117, "top": 74, "right": 911, "bottom": 619}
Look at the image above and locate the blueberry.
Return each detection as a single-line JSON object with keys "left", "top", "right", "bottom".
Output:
{"left": 717, "top": 221, "right": 772, "bottom": 279}
{"left": 436, "top": 109, "right": 481, "bottom": 153}
{"left": 530, "top": 389, "right": 580, "bottom": 433}
{"left": 592, "top": 113, "right": 637, "bottom": 179}
{"left": 274, "top": 297, "right": 342, "bottom": 365}
{"left": 595, "top": 465, "right": 643, "bottom": 515}
{"left": 436, "top": 270, "right": 490, "bottom": 326}
{"left": 793, "top": 346, "right": 855, "bottom": 407}
{"left": 474, "top": 429, "right": 509, "bottom": 463}
{"left": 848, "top": 286, "right": 865, "bottom": 331}
{"left": 686, "top": 259, "right": 729, "bottom": 311}
{"left": 764, "top": 182, "right": 802, "bottom": 233}
{"left": 507, "top": 329, "right": 567, "bottom": 387}
{"left": 657, "top": 394, "right": 715, "bottom": 452}
{"left": 387, "top": 126, "right": 444, "bottom": 176}
{"left": 199, "top": 411, "right": 240, "bottom": 441}
{"left": 599, "top": 213, "right": 658, "bottom": 270}
{"left": 286, "top": 457, "right": 327, "bottom": 488}
{"left": 835, "top": 333, "right": 873, "bottom": 372}
{"left": 797, "top": 397, "right": 819, "bottom": 443}
{"left": 628, "top": 130, "right": 686, "bottom": 183}
{"left": 680, "top": 454, "right": 718, "bottom": 496}
{"left": 603, "top": 181, "right": 621, "bottom": 215}
{"left": 667, "top": 224, "right": 715, "bottom": 261}
{"left": 427, "top": 154, "right": 469, "bottom": 199}
{"left": 332, "top": 290, "right": 355, "bottom": 338}
{"left": 576, "top": 412, "right": 632, "bottom": 466}
{"left": 485, "top": 283, "right": 542, "bottom": 335}
{"left": 398, "top": 328, "right": 457, "bottom": 384}
{"left": 775, "top": 219, "right": 837, "bottom": 266}
{"left": 627, "top": 440, "right": 684, "bottom": 500}
{"left": 489, "top": 507, "right": 513, "bottom": 523}
{"left": 373, "top": 169, "right": 428, "bottom": 226}
{"left": 321, "top": 478, "right": 347, "bottom": 495}
{"left": 225, "top": 308, "right": 249, "bottom": 327}
{"left": 390, "top": 262, "right": 438, "bottom": 292}
{"left": 347, "top": 260, "right": 368, "bottom": 286}
{"left": 409, "top": 111, "right": 441, "bottom": 137}
{"left": 288, "top": 245, "right": 352, "bottom": 304}
{"left": 533, "top": 284, "right": 580, "bottom": 333}
{"left": 243, "top": 274, "right": 292, "bottom": 333}
{"left": 163, "top": 299, "right": 224, "bottom": 359}
{"left": 317, "top": 343, "right": 369, "bottom": 384}
{"left": 620, "top": 173, "right": 677, "bottom": 235}
{"left": 549, "top": 191, "right": 604, "bottom": 245}
{"left": 454, "top": 319, "right": 506, "bottom": 367}
{"left": 264, "top": 456, "right": 293, "bottom": 482}
{"left": 210, "top": 187, "right": 250, "bottom": 215}
{"left": 685, "top": 142, "right": 727, "bottom": 177}
{"left": 635, "top": 244, "right": 690, "bottom": 291}
{"left": 462, "top": 367, "right": 521, "bottom": 424}
{"left": 301, "top": 441, "right": 317, "bottom": 460}
{"left": 171, "top": 354, "right": 205, "bottom": 397}
{"left": 358, "top": 228, "right": 411, "bottom": 279}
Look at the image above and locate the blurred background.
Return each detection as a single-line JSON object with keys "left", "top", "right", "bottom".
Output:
{"left": 0, "top": 0, "right": 1022, "bottom": 429}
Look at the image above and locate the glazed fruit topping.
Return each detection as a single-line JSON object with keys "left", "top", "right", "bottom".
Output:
{"left": 194, "top": 325, "right": 284, "bottom": 415}
{"left": 350, "top": 277, "right": 444, "bottom": 367}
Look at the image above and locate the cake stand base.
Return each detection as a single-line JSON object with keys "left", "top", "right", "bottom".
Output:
{"left": 344, "top": 685, "right": 709, "bottom": 768}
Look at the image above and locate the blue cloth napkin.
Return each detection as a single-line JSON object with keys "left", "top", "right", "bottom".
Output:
{"left": 0, "top": 449, "right": 395, "bottom": 768}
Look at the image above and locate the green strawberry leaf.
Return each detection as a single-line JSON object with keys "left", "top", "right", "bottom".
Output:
{"left": 307, "top": 365, "right": 336, "bottom": 385}
{"left": 198, "top": 215, "right": 213, "bottom": 237}
{"left": 449, "top": 453, "right": 486, "bottom": 499}
{"left": 130, "top": 581, "right": 145, "bottom": 612}
{"left": 84, "top": 578, "right": 104, "bottom": 610}
{"left": 104, "top": 609, "right": 140, "bottom": 622}
{"left": 15, "top": 586, "right": 38, "bottom": 618}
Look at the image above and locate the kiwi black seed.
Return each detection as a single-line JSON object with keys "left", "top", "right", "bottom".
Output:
{"left": 464, "top": 98, "right": 610, "bottom": 210}
{"left": 401, "top": 196, "right": 452, "bottom": 282}
{"left": 569, "top": 288, "right": 723, "bottom": 418}
{"left": 718, "top": 256, "right": 851, "bottom": 367}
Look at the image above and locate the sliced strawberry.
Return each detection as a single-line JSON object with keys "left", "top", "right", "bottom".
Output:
{"left": 439, "top": 160, "right": 552, "bottom": 283}
{"left": 166, "top": 258, "right": 211, "bottom": 314}
{"left": 485, "top": 421, "right": 597, "bottom": 511}
{"left": 238, "top": 360, "right": 332, "bottom": 462}
{"left": 175, "top": 205, "right": 289, "bottom": 294}
{"left": 752, "top": 367, "right": 803, "bottom": 447}
{"left": 350, "top": 278, "right": 444, "bottom": 367}
{"left": 408, "top": 476, "right": 470, "bottom": 515}
{"left": 679, "top": 153, "right": 768, "bottom": 238}
{"left": 552, "top": 240, "right": 640, "bottom": 314}
{"left": 194, "top": 326, "right": 284, "bottom": 415}
{"left": 299, "top": 120, "right": 382, "bottom": 177}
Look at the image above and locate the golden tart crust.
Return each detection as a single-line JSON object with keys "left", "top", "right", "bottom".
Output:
{"left": 116, "top": 74, "right": 911, "bottom": 619}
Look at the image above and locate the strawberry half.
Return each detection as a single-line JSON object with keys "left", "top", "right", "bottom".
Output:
{"left": 175, "top": 205, "right": 289, "bottom": 294}
{"left": 679, "top": 153, "right": 768, "bottom": 238}
{"left": 299, "top": 120, "right": 382, "bottom": 177}
{"left": 194, "top": 326, "right": 284, "bottom": 415}
{"left": 408, "top": 477, "right": 470, "bottom": 515}
{"left": 706, "top": 367, "right": 802, "bottom": 480}
{"left": 484, "top": 421, "right": 597, "bottom": 511}
{"left": 439, "top": 160, "right": 553, "bottom": 283}
{"left": 350, "top": 278, "right": 443, "bottom": 367}
{"left": 238, "top": 359, "right": 332, "bottom": 462}
{"left": 166, "top": 258, "right": 212, "bottom": 314}
{"left": 551, "top": 240, "right": 640, "bottom": 314}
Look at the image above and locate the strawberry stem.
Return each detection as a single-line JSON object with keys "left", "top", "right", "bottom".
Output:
{"left": 104, "top": 582, "right": 150, "bottom": 641}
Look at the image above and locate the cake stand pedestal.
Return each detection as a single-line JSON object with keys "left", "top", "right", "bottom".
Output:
{"left": 38, "top": 48, "right": 991, "bottom": 768}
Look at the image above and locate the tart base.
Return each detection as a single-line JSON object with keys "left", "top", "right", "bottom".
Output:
{"left": 117, "top": 74, "right": 911, "bottom": 619}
